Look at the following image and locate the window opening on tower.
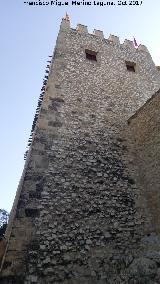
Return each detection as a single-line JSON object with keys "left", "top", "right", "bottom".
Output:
{"left": 126, "top": 61, "right": 136, "bottom": 72}
{"left": 85, "top": 49, "right": 97, "bottom": 61}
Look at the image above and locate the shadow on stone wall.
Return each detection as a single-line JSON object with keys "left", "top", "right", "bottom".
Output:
{"left": 127, "top": 88, "right": 160, "bottom": 233}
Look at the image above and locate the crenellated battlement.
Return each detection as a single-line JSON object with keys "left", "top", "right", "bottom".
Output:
{"left": 60, "top": 17, "right": 149, "bottom": 53}
{"left": 108, "top": 34, "right": 120, "bottom": 44}
{"left": 76, "top": 24, "right": 88, "bottom": 33}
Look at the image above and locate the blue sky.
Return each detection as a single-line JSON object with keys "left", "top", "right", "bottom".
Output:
{"left": 0, "top": 0, "right": 160, "bottom": 212}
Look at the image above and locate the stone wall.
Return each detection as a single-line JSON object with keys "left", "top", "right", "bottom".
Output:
{"left": 1, "top": 18, "right": 160, "bottom": 283}
{"left": 127, "top": 89, "right": 160, "bottom": 233}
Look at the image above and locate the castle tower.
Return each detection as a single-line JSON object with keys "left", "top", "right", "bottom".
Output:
{"left": 1, "top": 17, "right": 160, "bottom": 283}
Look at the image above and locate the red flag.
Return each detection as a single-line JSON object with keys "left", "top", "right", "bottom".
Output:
{"left": 133, "top": 37, "right": 138, "bottom": 48}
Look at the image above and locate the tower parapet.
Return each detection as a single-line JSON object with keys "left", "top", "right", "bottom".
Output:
{"left": 138, "top": 44, "right": 149, "bottom": 52}
{"left": 108, "top": 34, "right": 120, "bottom": 45}
{"left": 93, "top": 29, "right": 104, "bottom": 38}
{"left": 123, "top": 39, "right": 136, "bottom": 50}
{"left": 59, "top": 17, "right": 151, "bottom": 55}
{"left": 76, "top": 23, "right": 88, "bottom": 33}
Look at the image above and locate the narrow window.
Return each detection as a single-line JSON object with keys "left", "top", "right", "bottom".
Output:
{"left": 126, "top": 61, "right": 136, "bottom": 72}
{"left": 85, "top": 49, "right": 97, "bottom": 61}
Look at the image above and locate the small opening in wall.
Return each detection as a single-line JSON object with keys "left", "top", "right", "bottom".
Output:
{"left": 126, "top": 61, "right": 136, "bottom": 72}
{"left": 85, "top": 49, "right": 97, "bottom": 61}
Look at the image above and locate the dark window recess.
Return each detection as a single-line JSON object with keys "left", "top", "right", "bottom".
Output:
{"left": 85, "top": 49, "right": 97, "bottom": 61}
{"left": 126, "top": 61, "right": 136, "bottom": 72}
{"left": 25, "top": 208, "right": 40, "bottom": 218}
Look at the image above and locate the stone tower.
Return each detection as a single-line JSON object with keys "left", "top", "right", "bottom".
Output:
{"left": 1, "top": 16, "right": 160, "bottom": 283}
